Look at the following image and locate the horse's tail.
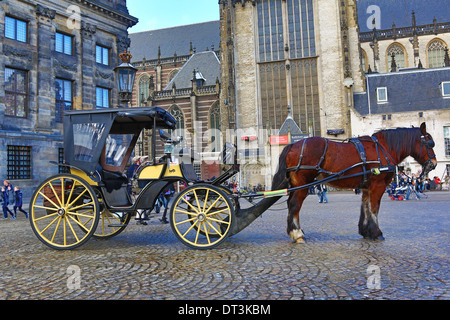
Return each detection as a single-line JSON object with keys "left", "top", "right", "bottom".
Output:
{"left": 272, "top": 143, "right": 294, "bottom": 191}
{"left": 228, "top": 143, "right": 293, "bottom": 237}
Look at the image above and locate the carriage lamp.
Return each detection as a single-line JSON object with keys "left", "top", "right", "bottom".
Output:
{"left": 114, "top": 50, "right": 137, "bottom": 104}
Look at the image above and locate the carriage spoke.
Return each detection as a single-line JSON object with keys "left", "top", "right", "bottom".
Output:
{"left": 66, "top": 215, "right": 81, "bottom": 242}
{"left": 39, "top": 215, "right": 61, "bottom": 234}
{"left": 202, "top": 189, "right": 210, "bottom": 212}
{"left": 175, "top": 208, "right": 197, "bottom": 216}
{"left": 207, "top": 216, "right": 230, "bottom": 225}
{"left": 68, "top": 214, "right": 90, "bottom": 233}
{"left": 68, "top": 201, "right": 94, "bottom": 212}
{"left": 50, "top": 217, "right": 63, "bottom": 243}
{"left": 38, "top": 192, "right": 60, "bottom": 210}
{"left": 205, "top": 220, "right": 223, "bottom": 236}
{"left": 175, "top": 216, "right": 197, "bottom": 226}
{"left": 181, "top": 196, "right": 200, "bottom": 214}
{"left": 66, "top": 189, "right": 88, "bottom": 209}
{"left": 49, "top": 182, "right": 62, "bottom": 207}
{"left": 183, "top": 220, "right": 199, "bottom": 238}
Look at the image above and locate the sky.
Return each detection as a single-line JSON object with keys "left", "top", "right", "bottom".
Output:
{"left": 127, "top": 0, "right": 220, "bottom": 33}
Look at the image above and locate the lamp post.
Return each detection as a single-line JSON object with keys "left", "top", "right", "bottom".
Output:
{"left": 114, "top": 50, "right": 137, "bottom": 106}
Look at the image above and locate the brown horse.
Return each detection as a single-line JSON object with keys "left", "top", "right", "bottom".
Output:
{"left": 271, "top": 122, "right": 437, "bottom": 243}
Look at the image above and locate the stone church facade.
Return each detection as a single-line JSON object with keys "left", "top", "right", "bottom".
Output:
{"left": 218, "top": 0, "right": 364, "bottom": 187}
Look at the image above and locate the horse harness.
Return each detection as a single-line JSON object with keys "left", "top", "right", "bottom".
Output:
{"left": 286, "top": 136, "right": 397, "bottom": 188}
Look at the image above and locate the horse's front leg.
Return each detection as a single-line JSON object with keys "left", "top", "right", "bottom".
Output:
{"left": 287, "top": 189, "right": 308, "bottom": 243}
{"left": 358, "top": 187, "right": 385, "bottom": 240}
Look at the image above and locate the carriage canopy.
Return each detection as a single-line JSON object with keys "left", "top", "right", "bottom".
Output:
{"left": 63, "top": 107, "right": 177, "bottom": 174}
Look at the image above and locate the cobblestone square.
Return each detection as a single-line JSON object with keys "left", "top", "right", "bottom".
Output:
{"left": 0, "top": 192, "right": 448, "bottom": 300}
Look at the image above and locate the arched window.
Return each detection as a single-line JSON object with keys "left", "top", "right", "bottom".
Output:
{"left": 209, "top": 102, "right": 221, "bottom": 152}
{"left": 168, "top": 105, "right": 184, "bottom": 135}
{"left": 387, "top": 43, "right": 406, "bottom": 72}
{"left": 427, "top": 39, "right": 447, "bottom": 68}
{"left": 139, "top": 75, "right": 150, "bottom": 105}
{"left": 361, "top": 49, "right": 368, "bottom": 72}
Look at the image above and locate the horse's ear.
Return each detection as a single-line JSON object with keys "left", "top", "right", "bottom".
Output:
{"left": 420, "top": 122, "right": 427, "bottom": 134}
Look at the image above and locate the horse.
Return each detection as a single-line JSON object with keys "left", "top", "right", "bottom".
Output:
{"left": 271, "top": 122, "right": 437, "bottom": 243}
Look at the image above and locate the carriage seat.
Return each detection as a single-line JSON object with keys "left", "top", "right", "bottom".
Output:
{"left": 98, "top": 167, "right": 128, "bottom": 192}
{"left": 181, "top": 163, "right": 200, "bottom": 182}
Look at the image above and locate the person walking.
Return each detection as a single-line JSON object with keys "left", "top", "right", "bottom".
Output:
{"left": 316, "top": 184, "right": 328, "bottom": 203}
{"left": 13, "top": 186, "right": 28, "bottom": 218}
{"left": 2, "top": 180, "right": 16, "bottom": 219}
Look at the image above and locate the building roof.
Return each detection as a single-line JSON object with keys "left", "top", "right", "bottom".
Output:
{"left": 353, "top": 68, "right": 450, "bottom": 116}
{"left": 129, "top": 20, "right": 220, "bottom": 62}
{"left": 164, "top": 51, "right": 220, "bottom": 90}
{"left": 278, "top": 106, "right": 303, "bottom": 135}
{"left": 357, "top": 0, "right": 450, "bottom": 32}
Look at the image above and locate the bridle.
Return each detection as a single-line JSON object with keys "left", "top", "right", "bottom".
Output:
{"left": 419, "top": 133, "right": 436, "bottom": 178}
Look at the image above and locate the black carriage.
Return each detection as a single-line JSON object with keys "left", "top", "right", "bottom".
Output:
{"left": 29, "top": 107, "right": 241, "bottom": 250}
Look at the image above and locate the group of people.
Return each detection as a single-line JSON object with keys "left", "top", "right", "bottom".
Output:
{"left": 1, "top": 180, "right": 28, "bottom": 220}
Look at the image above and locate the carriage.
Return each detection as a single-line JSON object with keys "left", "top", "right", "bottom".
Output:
{"left": 29, "top": 106, "right": 437, "bottom": 249}
{"left": 29, "top": 107, "right": 243, "bottom": 250}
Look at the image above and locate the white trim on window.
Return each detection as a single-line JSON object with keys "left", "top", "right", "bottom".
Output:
{"left": 376, "top": 87, "right": 388, "bottom": 103}
{"left": 441, "top": 81, "right": 450, "bottom": 97}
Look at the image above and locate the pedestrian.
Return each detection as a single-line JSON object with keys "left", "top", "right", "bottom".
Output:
{"left": 316, "top": 184, "right": 328, "bottom": 203}
{"left": 159, "top": 184, "right": 175, "bottom": 224}
{"left": 2, "top": 180, "right": 16, "bottom": 219}
{"left": 13, "top": 186, "right": 28, "bottom": 218}
{"left": 321, "top": 184, "right": 328, "bottom": 203}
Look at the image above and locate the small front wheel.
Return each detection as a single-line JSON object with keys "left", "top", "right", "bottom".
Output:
{"left": 29, "top": 174, "right": 100, "bottom": 250}
{"left": 170, "top": 184, "right": 235, "bottom": 249}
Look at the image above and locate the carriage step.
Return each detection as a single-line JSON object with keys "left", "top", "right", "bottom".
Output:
{"left": 108, "top": 224, "right": 127, "bottom": 228}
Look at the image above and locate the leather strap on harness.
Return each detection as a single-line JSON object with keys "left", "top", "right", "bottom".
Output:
{"left": 349, "top": 138, "right": 368, "bottom": 186}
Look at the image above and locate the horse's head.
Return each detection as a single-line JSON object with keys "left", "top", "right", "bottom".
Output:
{"left": 414, "top": 122, "right": 437, "bottom": 177}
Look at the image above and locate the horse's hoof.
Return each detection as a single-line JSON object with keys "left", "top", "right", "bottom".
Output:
{"left": 376, "top": 235, "right": 385, "bottom": 241}
{"left": 295, "top": 237, "right": 306, "bottom": 244}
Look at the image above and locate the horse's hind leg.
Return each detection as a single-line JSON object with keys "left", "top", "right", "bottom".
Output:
{"left": 287, "top": 189, "right": 308, "bottom": 243}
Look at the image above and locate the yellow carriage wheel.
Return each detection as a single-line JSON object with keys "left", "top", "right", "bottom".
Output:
{"left": 170, "top": 184, "right": 235, "bottom": 249}
{"left": 29, "top": 174, "right": 100, "bottom": 250}
{"left": 92, "top": 208, "right": 131, "bottom": 239}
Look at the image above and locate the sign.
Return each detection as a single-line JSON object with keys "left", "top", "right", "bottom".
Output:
{"left": 290, "top": 133, "right": 309, "bottom": 144}
{"left": 270, "top": 135, "right": 289, "bottom": 145}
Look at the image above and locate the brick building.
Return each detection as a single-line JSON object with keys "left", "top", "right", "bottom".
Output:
{"left": 0, "top": 0, "right": 137, "bottom": 198}
{"left": 129, "top": 21, "right": 222, "bottom": 180}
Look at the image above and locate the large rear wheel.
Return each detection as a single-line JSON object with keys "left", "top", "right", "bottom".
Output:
{"left": 29, "top": 174, "right": 100, "bottom": 250}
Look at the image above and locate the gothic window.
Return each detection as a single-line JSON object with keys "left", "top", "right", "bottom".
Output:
{"left": 257, "top": 0, "right": 319, "bottom": 135}
{"left": 427, "top": 39, "right": 447, "bottom": 68}
{"left": 361, "top": 49, "right": 368, "bottom": 72}
{"left": 257, "top": 0, "right": 285, "bottom": 62}
{"left": 168, "top": 69, "right": 179, "bottom": 83}
{"left": 209, "top": 103, "right": 221, "bottom": 152}
{"left": 259, "top": 62, "right": 287, "bottom": 129}
{"left": 286, "top": 0, "right": 316, "bottom": 59}
{"left": 387, "top": 43, "right": 406, "bottom": 72}
{"left": 139, "top": 75, "right": 150, "bottom": 105}
{"left": 168, "top": 105, "right": 185, "bottom": 135}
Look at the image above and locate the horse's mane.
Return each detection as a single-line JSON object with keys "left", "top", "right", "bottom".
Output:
{"left": 374, "top": 127, "right": 421, "bottom": 156}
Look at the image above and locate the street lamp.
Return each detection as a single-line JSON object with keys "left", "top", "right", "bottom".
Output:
{"left": 114, "top": 50, "right": 137, "bottom": 105}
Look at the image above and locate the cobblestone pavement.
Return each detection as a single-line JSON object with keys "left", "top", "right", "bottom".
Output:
{"left": 0, "top": 192, "right": 448, "bottom": 300}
